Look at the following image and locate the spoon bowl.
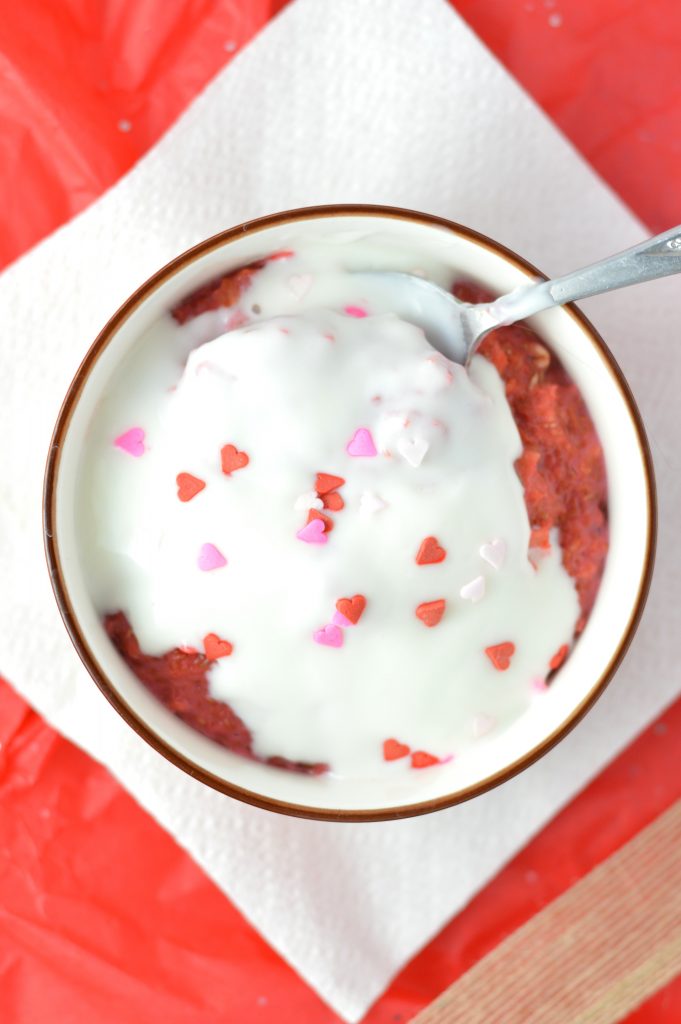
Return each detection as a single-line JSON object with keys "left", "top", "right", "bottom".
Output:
{"left": 357, "top": 222, "right": 681, "bottom": 364}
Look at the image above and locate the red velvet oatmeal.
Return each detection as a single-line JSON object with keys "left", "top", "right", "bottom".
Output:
{"left": 104, "top": 612, "right": 327, "bottom": 775}
{"left": 89, "top": 250, "right": 608, "bottom": 776}
{"left": 454, "top": 280, "right": 608, "bottom": 622}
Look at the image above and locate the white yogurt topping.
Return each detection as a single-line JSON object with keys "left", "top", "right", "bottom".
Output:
{"left": 77, "top": 241, "right": 580, "bottom": 778}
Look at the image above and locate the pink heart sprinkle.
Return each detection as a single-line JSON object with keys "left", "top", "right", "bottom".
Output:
{"left": 532, "top": 676, "right": 548, "bottom": 693}
{"left": 332, "top": 610, "right": 353, "bottom": 628}
{"left": 114, "top": 427, "right": 145, "bottom": 457}
{"left": 313, "top": 624, "right": 344, "bottom": 648}
{"left": 296, "top": 519, "right": 328, "bottom": 544}
{"left": 344, "top": 305, "right": 368, "bottom": 318}
{"left": 346, "top": 428, "right": 377, "bottom": 457}
{"left": 226, "top": 310, "right": 248, "bottom": 331}
{"left": 197, "top": 543, "right": 227, "bottom": 571}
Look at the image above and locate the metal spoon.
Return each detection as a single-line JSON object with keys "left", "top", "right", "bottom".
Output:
{"left": 354, "top": 224, "right": 681, "bottom": 364}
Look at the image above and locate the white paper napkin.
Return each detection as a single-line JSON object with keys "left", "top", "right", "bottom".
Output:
{"left": 1, "top": 0, "right": 679, "bottom": 1019}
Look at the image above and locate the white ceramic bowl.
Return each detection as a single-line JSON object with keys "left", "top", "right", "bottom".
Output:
{"left": 44, "top": 205, "right": 656, "bottom": 821}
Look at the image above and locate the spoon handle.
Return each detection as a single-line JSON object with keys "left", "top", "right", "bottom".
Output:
{"left": 491, "top": 223, "right": 681, "bottom": 324}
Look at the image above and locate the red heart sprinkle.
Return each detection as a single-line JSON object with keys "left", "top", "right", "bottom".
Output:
{"left": 415, "top": 599, "right": 446, "bottom": 627}
{"left": 322, "top": 490, "right": 345, "bottom": 511}
{"left": 416, "top": 536, "right": 447, "bottom": 565}
{"left": 315, "top": 472, "right": 345, "bottom": 495}
{"left": 336, "top": 594, "right": 367, "bottom": 625}
{"left": 485, "top": 642, "right": 516, "bottom": 671}
{"left": 221, "top": 444, "right": 249, "bottom": 475}
{"left": 307, "top": 508, "right": 334, "bottom": 532}
{"left": 411, "top": 751, "right": 439, "bottom": 769}
{"left": 176, "top": 472, "right": 206, "bottom": 502}
{"left": 549, "top": 643, "right": 569, "bottom": 671}
{"left": 203, "top": 633, "right": 233, "bottom": 659}
{"left": 383, "top": 738, "right": 410, "bottom": 761}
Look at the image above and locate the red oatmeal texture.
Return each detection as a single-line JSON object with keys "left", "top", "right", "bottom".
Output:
{"left": 453, "top": 280, "right": 608, "bottom": 621}
{"left": 105, "top": 263, "right": 608, "bottom": 767}
{"left": 171, "top": 263, "right": 262, "bottom": 323}
{"left": 171, "top": 251, "right": 294, "bottom": 324}
{"left": 104, "top": 611, "right": 327, "bottom": 774}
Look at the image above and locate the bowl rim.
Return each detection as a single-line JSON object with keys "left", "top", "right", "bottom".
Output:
{"left": 43, "top": 202, "right": 657, "bottom": 823}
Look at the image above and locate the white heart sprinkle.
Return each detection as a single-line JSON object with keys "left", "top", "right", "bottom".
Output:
{"left": 359, "top": 491, "right": 388, "bottom": 516}
{"left": 287, "top": 273, "right": 313, "bottom": 299}
{"left": 459, "top": 575, "right": 486, "bottom": 603}
{"left": 472, "top": 713, "right": 496, "bottom": 738}
{"left": 397, "top": 436, "right": 429, "bottom": 467}
{"left": 480, "top": 538, "right": 506, "bottom": 570}
{"left": 294, "top": 490, "right": 323, "bottom": 511}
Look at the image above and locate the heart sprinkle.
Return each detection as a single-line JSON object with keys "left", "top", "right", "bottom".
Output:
{"left": 485, "top": 642, "right": 515, "bottom": 671}
{"left": 460, "top": 575, "right": 486, "bottom": 603}
{"left": 480, "top": 538, "right": 507, "bottom": 570}
{"left": 416, "top": 536, "right": 447, "bottom": 565}
{"left": 322, "top": 491, "right": 344, "bottom": 511}
{"left": 296, "top": 518, "right": 328, "bottom": 544}
{"left": 294, "top": 490, "right": 323, "bottom": 511}
{"left": 549, "top": 643, "right": 569, "bottom": 671}
{"left": 335, "top": 594, "right": 366, "bottom": 625}
{"left": 472, "top": 713, "right": 496, "bottom": 738}
{"left": 359, "top": 491, "right": 388, "bottom": 517}
{"left": 287, "top": 273, "right": 313, "bottom": 299}
{"left": 307, "top": 508, "right": 334, "bottom": 532}
{"left": 176, "top": 472, "right": 206, "bottom": 503}
{"left": 203, "top": 633, "right": 233, "bottom": 659}
{"left": 197, "top": 543, "right": 227, "bottom": 571}
{"left": 383, "top": 738, "right": 410, "bottom": 761}
{"left": 346, "top": 428, "right": 377, "bottom": 457}
{"left": 411, "top": 750, "right": 440, "bottom": 769}
{"left": 315, "top": 472, "right": 345, "bottom": 495}
{"left": 220, "top": 444, "right": 249, "bottom": 475}
{"left": 415, "top": 599, "right": 446, "bottom": 628}
{"left": 226, "top": 310, "right": 248, "bottom": 331}
{"left": 313, "top": 624, "right": 344, "bottom": 648}
{"left": 114, "top": 427, "right": 145, "bottom": 457}
{"left": 532, "top": 676, "right": 548, "bottom": 693}
{"left": 344, "top": 305, "right": 368, "bottom": 318}
{"left": 397, "top": 436, "right": 429, "bottom": 467}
